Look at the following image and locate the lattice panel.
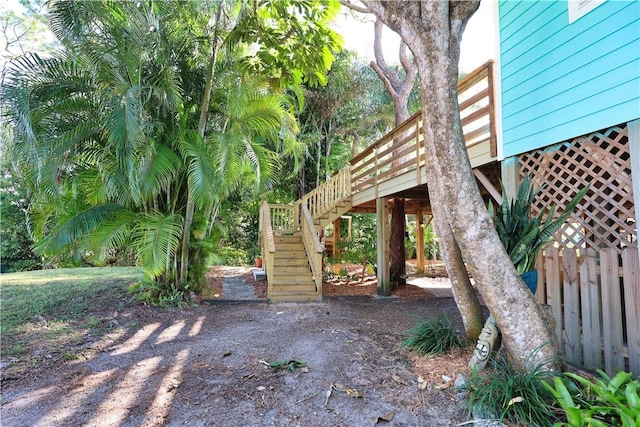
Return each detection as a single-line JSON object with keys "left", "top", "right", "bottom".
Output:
{"left": 519, "top": 124, "right": 636, "bottom": 253}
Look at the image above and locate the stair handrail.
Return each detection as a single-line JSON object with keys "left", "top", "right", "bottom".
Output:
{"left": 259, "top": 201, "right": 276, "bottom": 293}
{"left": 298, "top": 167, "right": 352, "bottom": 223}
{"left": 300, "top": 204, "right": 324, "bottom": 294}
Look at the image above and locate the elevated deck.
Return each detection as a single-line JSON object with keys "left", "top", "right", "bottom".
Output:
{"left": 260, "top": 61, "right": 501, "bottom": 301}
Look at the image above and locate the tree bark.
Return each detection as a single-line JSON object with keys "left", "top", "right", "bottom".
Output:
{"left": 179, "top": 4, "right": 223, "bottom": 289}
{"left": 361, "top": 0, "right": 561, "bottom": 371}
{"left": 389, "top": 198, "right": 406, "bottom": 280}
{"left": 369, "top": 18, "right": 415, "bottom": 285}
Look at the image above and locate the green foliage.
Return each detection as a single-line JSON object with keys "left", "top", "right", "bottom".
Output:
{"left": 0, "top": 162, "right": 41, "bottom": 272}
{"left": 462, "top": 352, "right": 557, "bottom": 426}
{"left": 265, "top": 359, "right": 307, "bottom": 372}
{"left": 3, "top": 0, "right": 337, "bottom": 302}
{"left": 489, "top": 174, "right": 589, "bottom": 274}
{"left": 127, "top": 277, "right": 194, "bottom": 308}
{"left": 399, "top": 315, "right": 464, "bottom": 356}
{"left": 228, "top": 0, "right": 343, "bottom": 88}
{"left": 544, "top": 370, "right": 640, "bottom": 426}
{"left": 405, "top": 218, "right": 441, "bottom": 262}
{"left": 208, "top": 247, "right": 250, "bottom": 267}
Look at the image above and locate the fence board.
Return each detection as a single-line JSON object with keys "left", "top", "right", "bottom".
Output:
{"left": 535, "top": 254, "right": 546, "bottom": 304}
{"left": 580, "top": 248, "right": 602, "bottom": 369}
{"left": 622, "top": 247, "right": 640, "bottom": 376}
{"left": 601, "top": 248, "right": 625, "bottom": 374}
{"left": 545, "top": 247, "right": 562, "bottom": 344}
{"left": 563, "top": 248, "right": 581, "bottom": 364}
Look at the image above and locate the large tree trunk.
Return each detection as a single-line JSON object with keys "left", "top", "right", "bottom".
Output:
{"left": 363, "top": 0, "right": 561, "bottom": 371}
{"left": 389, "top": 198, "right": 406, "bottom": 280}
{"left": 369, "top": 18, "right": 414, "bottom": 288}
{"left": 179, "top": 4, "right": 223, "bottom": 289}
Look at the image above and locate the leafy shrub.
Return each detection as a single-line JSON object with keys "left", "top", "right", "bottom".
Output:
{"left": 462, "top": 352, "right": 557, "bottom": 426}
{"left": 544, "top": 369, "right": 640, "bottom": 426}
{"left": 128, "top": 278, "right": 192, "bottom": 307}
{"left": 399, "top": 315, "right": 464, "bottom": 355}
{"left": 208, "top": 246, "right": 249, "bottom": 266}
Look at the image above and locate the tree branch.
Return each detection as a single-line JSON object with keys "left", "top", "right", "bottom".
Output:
{"left": 339, "top": 0, "right": 371, "bottom": 15}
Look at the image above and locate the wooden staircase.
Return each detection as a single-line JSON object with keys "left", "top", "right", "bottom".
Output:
{"left": 269, "top": 235, "right": 320, "bottom": 302}
{"left": 259, "top": 169, "right": 352, "bottom": 302}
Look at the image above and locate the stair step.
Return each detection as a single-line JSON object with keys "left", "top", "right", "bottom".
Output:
{"left": 271, "top": 283, "right": 316, "bottom": 293}
{"left": 270, "top": 258, "right": 309, "bottom": 267}
{"left": 274, "top": 252, "right": 307, "bottom": 260}
{"left": 273, "top": 266, "right": 312, "bottom": 275}
{"left": 275, "top": 243, "right": 305, "bottom": 251}
{"left": 274, "top": 235, "right": 302, "bottom": 243}
{"left": 270, "top": 276, "right": 315, "bottom": 285}
{"left": 269, "top": 292, "right": 322, "bottom": 303}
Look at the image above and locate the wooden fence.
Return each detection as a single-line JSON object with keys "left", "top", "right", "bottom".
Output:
{"left": 534, "top": 246, "right": 639, "bottom": 376}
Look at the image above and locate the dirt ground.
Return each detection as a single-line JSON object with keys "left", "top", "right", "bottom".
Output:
{"left": 1, "top": 267, "right": 475, "bottom": 427}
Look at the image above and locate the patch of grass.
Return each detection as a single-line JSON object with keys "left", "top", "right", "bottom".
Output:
{"left": 461, "top": 351, "right": 557, "bottom": 426}
{"left": 399, "top": 315, "right": 465, "bottom": 355}
{"left": 1, "top": 267, "right": 142, "bottom": 340}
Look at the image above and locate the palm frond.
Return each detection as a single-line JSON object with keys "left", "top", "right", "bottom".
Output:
{"left": 132, "top": 212, "right": 184, "bottom": 277}
{"left": 35, "top": 203, "right": 126, "bottom": 255}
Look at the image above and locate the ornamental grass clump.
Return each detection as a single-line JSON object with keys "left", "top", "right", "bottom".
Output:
{"left": 461, "top": 351, "right": 557, "bottom": 426}
{"left": 399, "top": 315, "right": 464, "bottom": 355}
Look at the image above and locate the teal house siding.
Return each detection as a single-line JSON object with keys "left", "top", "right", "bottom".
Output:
{"left": 499, "top": 0, "right": 640, "bottom": 158}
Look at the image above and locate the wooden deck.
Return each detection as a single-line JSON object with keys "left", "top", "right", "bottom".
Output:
{"left": 260, "top": 61, "right": 500, "bottom": 302}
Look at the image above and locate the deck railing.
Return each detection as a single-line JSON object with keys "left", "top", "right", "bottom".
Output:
{"left": 300, "top": 205, "right": 324, "bottom": 293}
{"left": 297, "top": 168, "right": 352, "bottom": 223}
{"left": 267, "top": 203, "right": 296, "bottom": 234}
{"left": 259, "top": 201, "right": 276, "bottom": 283}
{"left": 350, "top": 60, "right": 496, "bottom": 199}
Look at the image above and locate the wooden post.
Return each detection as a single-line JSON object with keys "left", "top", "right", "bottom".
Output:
{"left": 628, "top": 119, "right": 640, "bottom": 268}
{"left": 601, "top": 248, "right": 625, "bottom": 375}
{"left": 545, "top": 247, "right": 562, "bottom": 344}
{"left": 622, "top": 247, "right": 639, "bottom": 376}
{"left": 500, "top": 155, "right": 519, "bottom": 202}
{"left": 332, "top": 217, "right": 341, "bottom": 258}
{"left": 376, "top": 197, "right": 390, "bottom": 296}
{"left": 580, "top": 248, "right": 601, "bottom": 369}
{"left": 416, "top": 210, "right": 424, "bottom": 274}
{"left": 562, "top": 248, "right": 581, "bottom": 365}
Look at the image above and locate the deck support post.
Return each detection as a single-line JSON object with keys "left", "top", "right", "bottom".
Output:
{"left": 376, "top": 197, "right": 390, "bottom": 296}
{"left": 629, "top": 119, "right": 640, "bottom": 267}
{"left": 332, "top": 217, "right": 341, "bottom": 258}
{"left": 416, "top": 210, "right": 425, "bottom": 273}
{"left": 500, "top": 155, "right": 520, "bottom": 202}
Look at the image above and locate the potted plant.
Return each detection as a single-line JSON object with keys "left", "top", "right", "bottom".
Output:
{"left": 470, "top": 175, "right": 589, "bottom": 370}
{"left": 489, "top": 174, "right": 589, "bottom": 293}
{"left": 254, "top": 256, "right": 262, "bottom": 269}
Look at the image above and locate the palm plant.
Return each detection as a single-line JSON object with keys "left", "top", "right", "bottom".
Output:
{"left": 489, "top": 174, "right": 589, "bottom": 275}
{"left": 2, "top": 0, "right": 304, "bottom": 301}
